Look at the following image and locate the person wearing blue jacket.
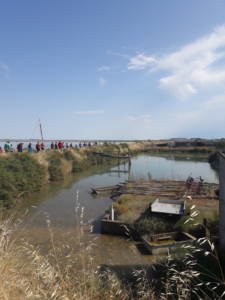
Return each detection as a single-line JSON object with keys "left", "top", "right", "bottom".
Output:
{"left": 28, "top": 143, "right": 33, "bottom": 153}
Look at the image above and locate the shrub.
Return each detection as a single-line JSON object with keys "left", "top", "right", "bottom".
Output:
{"left": 0, "top": 153, "right": 46, "bottom": 207}
{"left": 63, "top": 150, "right": 75, "bottom": 161}
{"left": 133, "top": 215, "right": 174, "bottom": 235}
{"left": 47, "top": 152, "right": 64, "bottom": 181}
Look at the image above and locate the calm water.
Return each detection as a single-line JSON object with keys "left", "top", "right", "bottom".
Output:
{"left": 16, "top": 154, "right": 218, "bottom": 266}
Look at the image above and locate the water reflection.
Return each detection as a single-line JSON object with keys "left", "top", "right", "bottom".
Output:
{"left": 16, "top": 153, "right": 218, "bottom": 265}
{"left": 126, "top": 154, "right": 218, "bottom": 183}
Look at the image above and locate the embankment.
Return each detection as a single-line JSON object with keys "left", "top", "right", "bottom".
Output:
{"left": 0, "top": 143, "right": 133, "bottom": 208}
{"left": 0, "top": 140, "right": 218, "bottom": 208}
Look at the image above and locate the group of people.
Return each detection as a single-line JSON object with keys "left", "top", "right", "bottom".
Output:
{"left": 50, "top": 141, "right": 95, "bottom": 150}
{"left": 0, "top": 140, "right": 98, "bottom": 153}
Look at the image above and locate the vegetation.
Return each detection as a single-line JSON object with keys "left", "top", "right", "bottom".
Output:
{"left": 0, "top": 153, "right": 46, "bottom": 207}
{"left": 133, "top": 214, "right": 175, "bottom": 235}
{"left": 0, "top": 204, "right": 224, "bottom": 299}
{"left": 0, "top": 144, "right": 131, "bottom": 208}
{"left": 47, "top": 151, "right": 64, "bottom": 181}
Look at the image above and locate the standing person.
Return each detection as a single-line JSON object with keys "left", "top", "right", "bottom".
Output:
{"left": 54, "top": 142, "right": 58, "bottom": 150}
{"left": 28, "top": 143, "right": 33, "bottom": 153}
{"left": 4, "top": 141, "right": 10, "bottom": 152}
{"left": 40, "top": 142, "right": 45, "bottom": 151}
{"left": 17, "top": 143, "right": 23, "bottom": 152}
{"left": 36, "top": 141, "right": 41, "bottom": 152}
{"left": 70, "top": 143, "right": 73, "bottom": 148}
{"left": 66, "top": 142, "right": 69, "bottom": 148}
{"left": 58, "top": 141, "right": 62, "bottom": 150}
{"left": 51, "top": 142, "right": 54, "bottom": 150}
{"left": 0, "top": 146, "right": 2, "bottom": 153}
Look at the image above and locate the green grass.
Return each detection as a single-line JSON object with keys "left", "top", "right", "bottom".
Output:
{"left": 47, "top": 151, "right": 64, "bottom": 181}
{"left": 0, "top": 153, "right": 46, "bottom": 207}
{"left": 133, "top": 213, "right": 176, "bottom": 235}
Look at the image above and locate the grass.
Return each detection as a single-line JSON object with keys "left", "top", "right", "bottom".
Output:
{"left": 0, "top": 189, "right": 224, "bottom": 299}
{"left": 113, "top": 194, "right": 152, "bottom": 223}
{"left": 0, "top": 207, "right": 224, "bottom": 299}
{"left": 0, "top": 145, "right": 130, "bottom": 208}
{"left": 0, "top": 194, "right": 158, "bottom": 300}
{"left": 0, "top": 153, "right": 46, "bottom": 207}
{"left": 47, "top": 151, "right": 64, "bottom": 181}
{"left": 133, "top": 214, "right": 175, "bottom": 236}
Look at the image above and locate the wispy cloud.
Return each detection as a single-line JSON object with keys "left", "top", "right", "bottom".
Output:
{"left": 99, "top": 76, "right": 107, "bottom": 88}
{"left": 128, "top": 25, "right": 225, "bottom": 98}
{"left": 0, "top": 62, "right": 10, "bottom": 79}
{"left": 97, "top": 66, "right": 111, "bottom": 72}
{"left": 128, "top": 54, "right": 156, "bottom": 70}
{"left": 75, "top": 110, "right": 104, "bottom": 115}
{"left": 128, "top": 114, "right": 151, "bottom": 122}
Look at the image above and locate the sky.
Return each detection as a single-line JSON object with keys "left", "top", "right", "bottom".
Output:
{"left": 1, "top": 0, "right": 225, "bottom": 140}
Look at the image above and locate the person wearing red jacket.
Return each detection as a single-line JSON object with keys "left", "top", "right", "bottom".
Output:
{"left": 58, "top": 141, "right": 62, "bottom": 150}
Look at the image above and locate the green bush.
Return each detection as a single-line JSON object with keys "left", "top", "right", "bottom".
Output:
{"left": 72, "top": 159, "right": 90, "bottom": 172}
{"left": 63, "top": 150, "right": 75, "bottom": 161}
{"left": 133, "top": 215, "right": 175, "bottom": 235}
{"left": 47, "top": 152, "right": 64, "bottom": 181}
{"left": 0, "top": 153, "right": 46, "bottom": 207}
{"left": 48, "top": 163, "right": 64, "bottom": 181}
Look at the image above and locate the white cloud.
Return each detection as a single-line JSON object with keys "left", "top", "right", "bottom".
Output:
{"left": 128, "top": 25, "right": 225, "bottom": 98}
{"left": 128, "top": 54, "right": 156, "bottom": 70}
{"left": 99, "top": 76, "right": 107, "bottom": 88}
{"left": 75, "top": 110, "right": 104, "bottom": 115}
{"left": 0, "top": 62, "right": 10, "bottom": 78}
{"left": 128, "top": 114, "right": 151, "bottom": 123}
{"left": 97, "top": 66, "right": 111, "bottom": 72}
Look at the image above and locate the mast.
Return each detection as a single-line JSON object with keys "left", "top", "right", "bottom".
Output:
{"left": 39, "top": 118, "right": 44, "bottom": 143}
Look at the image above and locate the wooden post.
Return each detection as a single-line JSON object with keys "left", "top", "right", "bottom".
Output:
{"left": 110, "top": 205, "right": 115, "bottom": 221}
{"left": 219, "top": 152, "right": 225, "bottom": 252}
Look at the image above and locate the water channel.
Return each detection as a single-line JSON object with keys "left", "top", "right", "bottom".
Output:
{"left": 16, "top": 153, "right": 218, "bottom": 266}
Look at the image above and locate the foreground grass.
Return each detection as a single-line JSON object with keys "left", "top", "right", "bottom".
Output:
{"left": 0, "top": 209, "right": 159, "bottom": 300}
{"left": 0, "top": 217, "right": 224, "bottom": 299}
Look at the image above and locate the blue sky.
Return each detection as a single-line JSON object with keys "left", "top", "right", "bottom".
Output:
{"left": 1, "top": 0, "right": 225, "bottom": 140}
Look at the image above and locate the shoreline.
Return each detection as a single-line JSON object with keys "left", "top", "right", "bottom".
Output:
{"left": 0, "top": 141, "right": 217, "bottom": 209}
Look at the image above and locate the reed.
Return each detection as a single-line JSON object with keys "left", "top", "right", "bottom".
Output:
{"left": 0, "top": 199, "right": 224, "bottom": 299}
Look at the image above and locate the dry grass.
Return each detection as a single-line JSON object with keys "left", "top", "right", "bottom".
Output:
{"left": 0, "top": 187, "right": 223, "bottom": 299}
{"left": 114, "top": 194, "right": 154, "bottom": 223}
{"left": 0, "top": 194, "right": 157, "bottom": 300}
{"left": 0, "top": 212, "right": 224, "bottom": 299}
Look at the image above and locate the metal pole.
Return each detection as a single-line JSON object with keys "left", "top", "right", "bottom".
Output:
{"left": 39, "top": 119, "right": 44, "bottom": 143}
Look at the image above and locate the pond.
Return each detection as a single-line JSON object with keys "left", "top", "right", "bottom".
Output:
{"left": 16, "top": 153, "right": 218, "bottom": 266}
